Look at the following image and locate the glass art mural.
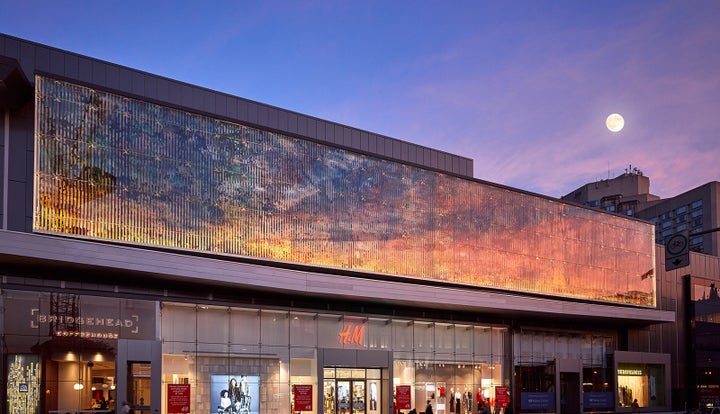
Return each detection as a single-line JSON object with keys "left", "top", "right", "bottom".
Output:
{"left": 33, "top": 76, "right": 656, "bottom": 306}
{"left": 6, "top": 354, "right": 40, "bottom": 414}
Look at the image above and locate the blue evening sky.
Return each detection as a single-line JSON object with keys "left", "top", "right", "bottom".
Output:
{"left": 3, "top": 0, "right": 719, "bottom": 198}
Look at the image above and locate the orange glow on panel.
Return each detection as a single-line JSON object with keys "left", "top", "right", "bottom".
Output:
{"left": 33, "top": 76, "right": 657, "bottom": 307}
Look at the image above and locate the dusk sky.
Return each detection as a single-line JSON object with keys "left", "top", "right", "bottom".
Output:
{"left": 3, "top": 0, "right": 719, "bottom": 198}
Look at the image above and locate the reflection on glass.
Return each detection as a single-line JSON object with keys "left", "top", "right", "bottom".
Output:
{"left": 368, "top": 381, "right": 379, "bottom": 412}
{"left": 352, "top": 381, "right": 366, "bottom": 414}
{"left": 129, "top": 362, "right": 151, "bottom": 411}
{"left": 337, "top": 381, "right": 350, "bottom": 414}
{"left": 34, "top": 76, "right": 656, "bottom": 306}
{"left": 324, "top": 380, "right": 336, "bottom": 414}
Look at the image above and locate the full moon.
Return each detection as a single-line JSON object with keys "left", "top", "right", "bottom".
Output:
{"left": 606, "top": 113, "right": 625, "bottom": 132}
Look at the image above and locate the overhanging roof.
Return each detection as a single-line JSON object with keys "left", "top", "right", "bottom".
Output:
{"left": 0, "top": 230, "right": 675, "bottom": 325}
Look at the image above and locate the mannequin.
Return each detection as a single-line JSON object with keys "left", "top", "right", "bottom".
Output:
{"left": 449, "top": 388, "right": 455, "bottom": 413}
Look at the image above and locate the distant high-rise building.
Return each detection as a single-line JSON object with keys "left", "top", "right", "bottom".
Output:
{"left": 561, "top": 165, "right": 660, "bottom": 216}
{"left": 562, "top": 169, "right": 720, "bottom": 256}
{"left": 636, "top": 182, "right": 719, "bottom": 256}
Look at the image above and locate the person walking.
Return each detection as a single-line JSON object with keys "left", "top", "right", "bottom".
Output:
{"left": 425, "top": 400, "right": 433, "bottom": 414}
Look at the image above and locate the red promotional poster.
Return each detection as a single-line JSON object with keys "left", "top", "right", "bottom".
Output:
{"left": 396, "top": 385, "right": 412, "bottom": 409}
{"left": 495, "top": 386, "right": 509, "bottom": 408}
{"left": 167, "top": 384, "right": 191, "bottom": 413}
{"left": 294, "top": 384, "right": 313, "bottom": 411}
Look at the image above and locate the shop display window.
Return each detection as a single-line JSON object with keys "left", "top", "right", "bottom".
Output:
{"left": 617, "top": 363, "right": 666, "bottom": 409}
{"left": 159, "top": 303, "right": 509, "bottom": 414}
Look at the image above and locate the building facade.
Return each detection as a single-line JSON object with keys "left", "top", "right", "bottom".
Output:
{"left": 2, "top": 34, "right": 675, "bottom": 414}
{"left": 561, "top": 153, "right": 720, "bottom": 411}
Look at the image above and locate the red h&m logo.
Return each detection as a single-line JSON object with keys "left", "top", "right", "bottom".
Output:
{"left": 338, "top": 323, "right": 365, "bottom": 346}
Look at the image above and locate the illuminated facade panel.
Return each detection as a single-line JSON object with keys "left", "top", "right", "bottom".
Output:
{"left": 33, "top": 76, "right": 656, "bottom": 306}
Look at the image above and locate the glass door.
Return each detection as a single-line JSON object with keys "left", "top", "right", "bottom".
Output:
{"left": 324, "top": 368, "right": 382, "bottom": 414}
{"left": 330, "top": 380, "right": 367, "bottom": 414}
{"left": 337, "top": 381, "right": 351, "bottom": 414}
{"left": 351, "top": 381, "right": 366, "bottom": 414}
{"left": 128, "top": 362, "right": 152, "bottom": 414}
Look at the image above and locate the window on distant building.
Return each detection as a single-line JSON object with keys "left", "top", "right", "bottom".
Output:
{"left": 692, "top": 218, "right": 703, "bottom": 228}
{"left": 676, "top": 214, "right": 687, "bottom": 223}
{"left": 676, "top": 206, "right": 688, "bottom": 214}
{"left": 690, "top": 236, "right": 704, "bottom": 253}
{"left": 691, "top": 200, "right": 703, "bottom": 209}
{"left": 676, "top": 224, "right": 688, "bottom": 233}
{"left": 661, "top": 221, "right": 672, "bottom": 229}
{"left": 691, "top": 209, "right": 703, "bottom": 218}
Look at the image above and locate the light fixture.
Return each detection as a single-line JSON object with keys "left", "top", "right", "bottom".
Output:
{"left": 73, "top": 383, "right": 84, "bottom": 390}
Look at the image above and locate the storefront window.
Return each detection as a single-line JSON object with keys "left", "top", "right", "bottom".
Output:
{"left": 290, "top": 312, "right": 318, "bottom": 348}
{"left": 2, "top": 290, "right": 155, "bottom": 414}
{"left": 617, "top": 363, "right": 666, "bottom": 409}
{"left": 197, "top": 306, "right": 230, "bottom": 349}
{"left": 261, "top": 310, "right": 289, "bottom": 346}
{"left": 689, "top": 277, "right": 720, "bottom": 409}
{"left": 318, "top": 314, "right": 344, "bottom": 348}
{"left": 392, "top": 320, "right": 413, "bottom": 351}
{"left": 583, "top": 367, "right": 613, "bottom": 412}
{"left": 162, "top": 303, "right": 198, "bottom": 350}
{"left": 454, "top": 325, "right": 472, "bottom": 357}
{"left": 414, "top": 322, "right": 435, "bottom": 352}
{"left": 366, "top": 318, "right": 391, "bottom": 350}
{"left": 435, "top": 323, "right": 454, "bottom": 355}
{"left": 515, "top": 363, "right": 556, "bottom": 412}
{"left": 389, "top": 328, "right": 507, "bottom": 414}
{"left": 158, "top": 303, "right": 509, "bottom": 414}
{"left": 230, "top": 308, "right": 260, "bottom": 348}
{"left": 514, "top": 331, "right": 616, "bottom": 413}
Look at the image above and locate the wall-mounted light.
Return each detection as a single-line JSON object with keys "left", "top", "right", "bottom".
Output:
{"left": 73, "top": 383, "right": 84, "bottom": 390}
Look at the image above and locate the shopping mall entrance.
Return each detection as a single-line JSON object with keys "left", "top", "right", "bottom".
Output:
{"left": 317, "top": 349, "right": 391, "bottom": 414}
{"left": 323, "top": 369, "right": 382, "bottom": 414}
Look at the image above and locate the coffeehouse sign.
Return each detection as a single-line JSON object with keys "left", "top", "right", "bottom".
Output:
{"left": 30, "top": 308, "right": 141, "bottom": 339}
